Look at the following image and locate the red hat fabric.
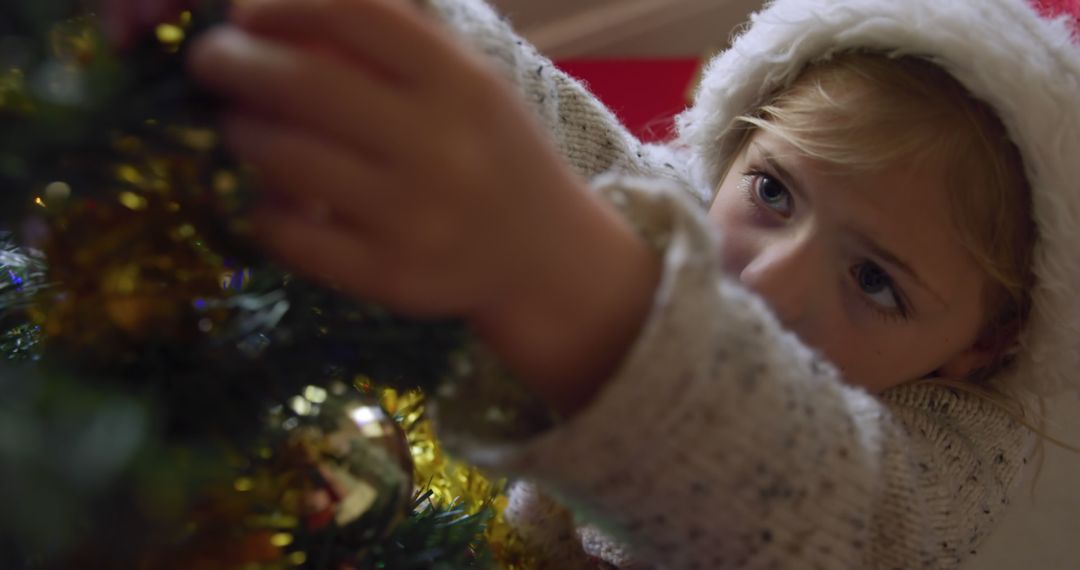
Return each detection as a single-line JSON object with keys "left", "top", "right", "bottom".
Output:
{"left": 1033, "top": 0, "right": 1080, "bottom": 33}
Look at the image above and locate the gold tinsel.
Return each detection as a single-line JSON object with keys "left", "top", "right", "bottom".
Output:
{"left": 379, "top": 387, "right": 538, "bottom": 570}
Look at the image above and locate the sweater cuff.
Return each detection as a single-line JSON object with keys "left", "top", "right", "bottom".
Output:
{"left": 435, "top": 173, "right": 721, "bottom": 476}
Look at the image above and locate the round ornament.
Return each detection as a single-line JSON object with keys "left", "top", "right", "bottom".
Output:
{"left": 278, "top": 390, "right": 415, "bottom": 544}
{"left": 129, "top": 393, "right": 416, "bottom": 569}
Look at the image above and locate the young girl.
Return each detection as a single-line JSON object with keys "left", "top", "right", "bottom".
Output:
{"left": 108, "top": 0, "right": 1080, "bottom": 567}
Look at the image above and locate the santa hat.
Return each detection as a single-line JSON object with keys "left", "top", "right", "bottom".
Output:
{"left": 676, "top": 0, "right": 1080, "bottom": 396}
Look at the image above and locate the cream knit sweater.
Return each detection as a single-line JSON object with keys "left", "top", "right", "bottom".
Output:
{"left": 425, "top": 1, "right": 1037, "bottom": 568}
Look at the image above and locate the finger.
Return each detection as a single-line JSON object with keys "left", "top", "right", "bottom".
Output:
{"left": 102, "top": 0, "right": 135, "bottom": 48}
{"left": 189, "top": 27, "right": 415, "bottom": 156}
{"left": 224, "top": 112, "right": 391, "bottom": 230}
{"left": 231, "top": 0, "right": 468, "bottom": 87}
{"left": 252, "top": 203, "right": 374, "bottom": 296}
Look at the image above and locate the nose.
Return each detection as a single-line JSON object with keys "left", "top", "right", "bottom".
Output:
{"left": 738, "top": 232, "right": 822, "bottom": 328}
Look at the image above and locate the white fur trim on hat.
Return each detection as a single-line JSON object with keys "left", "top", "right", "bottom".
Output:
{"left": 676, "top": 0, "right": 1080, "bottom": 396}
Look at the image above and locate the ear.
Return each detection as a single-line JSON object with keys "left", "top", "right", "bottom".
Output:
{"left": 935, "top": 346, "right": 998, "bottom": 379}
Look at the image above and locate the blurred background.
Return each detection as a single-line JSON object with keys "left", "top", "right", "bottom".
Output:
{"left": 490, "top": 0, "right": 1080, "bottom": 567}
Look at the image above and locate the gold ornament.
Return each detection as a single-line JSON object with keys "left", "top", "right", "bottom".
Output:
{"left": 276, "top": 388, "right": 414, "bottom": 542}
{"left": 124, "top": 391, "right": 415, "bottom": 570}
{"left": 380, "top": 388, "right": 539, "bottom": 569}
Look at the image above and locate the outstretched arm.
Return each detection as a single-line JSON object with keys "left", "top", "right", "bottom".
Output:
{"left": 440, "top": 172, "right": 1034, "bottom": 569}
{"left": 179, "top": 0, "right": 664, "bottom": 415}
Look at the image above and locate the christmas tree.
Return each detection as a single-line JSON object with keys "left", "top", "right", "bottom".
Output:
{"left": 0, "top": 1, "right": 538, "bottom": 567}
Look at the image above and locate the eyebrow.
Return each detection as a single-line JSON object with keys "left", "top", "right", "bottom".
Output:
{"left": 751, "top": 143, "right": 807, "bottom": 201}
{"left": 848, "top": 228, "right": 947, "bottom": 308}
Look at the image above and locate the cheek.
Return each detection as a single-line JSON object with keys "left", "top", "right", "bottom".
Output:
{"left": 813, "top": 326, "right": 923, "bottom": 391}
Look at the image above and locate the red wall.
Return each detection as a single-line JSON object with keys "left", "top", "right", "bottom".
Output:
{"left": 556, "top": 58, "right": 701, "bottom": 143}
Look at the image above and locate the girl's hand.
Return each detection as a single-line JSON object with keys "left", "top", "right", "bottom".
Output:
{"left": 102, "top": 0, "right": 191, "bottom": 48}
{"left": 188, "top": 0, "right": 660, "bottom": 414}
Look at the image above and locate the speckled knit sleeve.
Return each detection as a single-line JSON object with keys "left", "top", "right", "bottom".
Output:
{"left": 424, "top": 0, "right": 693, "bottom": 196}
{"left": 439, "top": 173, "right": 1034, "bottom": 569}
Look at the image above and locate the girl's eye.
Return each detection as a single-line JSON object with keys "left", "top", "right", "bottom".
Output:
{"left": 853, "top": 262, "right": 905, "bottom": 315}
{"left": 750, "top": 173, "right": 793, "bottom": 216}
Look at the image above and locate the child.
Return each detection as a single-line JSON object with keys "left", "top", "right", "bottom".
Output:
{"left": 108, "top": 0, "right": 1080, "bottom": 567}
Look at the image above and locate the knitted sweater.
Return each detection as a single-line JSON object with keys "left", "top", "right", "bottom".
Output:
{"left": 425, "top": 1, "right": 1037, "bottom": 568}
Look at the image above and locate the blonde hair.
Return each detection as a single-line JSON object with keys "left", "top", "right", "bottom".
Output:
{"left": 723, "top": 51, "right": 1036, "bottom": 387}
